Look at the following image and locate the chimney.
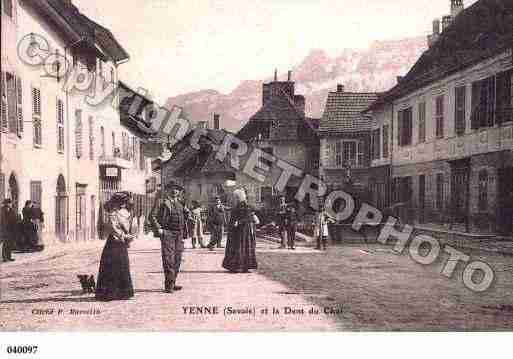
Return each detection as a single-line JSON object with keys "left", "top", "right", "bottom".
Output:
{"left": 213, "top": 113, "right": 220, "bottom": 130}
{"left": 433, "top": 19, "right": 440, "bottom": 35}
{"left": 337, "top": 84, "right": 345, "bottom": 93}
{"left": 442, "top": 15, "right": 453, "bottom": 31}
{"left": 451, "top": 0, "right": 464, "bottom": 18}
{"left": 274, "top": 69, "right": 278, "bottom": 81}
{"left": 287, "top": 70, "right": 292, "bottom": 82}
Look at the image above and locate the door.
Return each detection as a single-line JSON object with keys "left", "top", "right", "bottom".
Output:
{"left": 56, "top": 175, "right": 68, "bottom": 240}
{"left": 90, "top": 195, "right": 96, "bottom": 239}
{"left": 451, "top": 166, "right": 470, "bottom": 223}
{"left": 498, "top": 167, "right": 513, "bottom": 235}
{"left": 418, "top": 175, "right": 426, "bottom": 223}
{"left": 8, "top": 174, "right": 19, "bottom": 213}
{"left": 76, "top": 184, "right": 87, "bottom": 241}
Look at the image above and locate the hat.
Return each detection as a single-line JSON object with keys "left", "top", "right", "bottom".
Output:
{"left": 164, "top": 182, "right": 183, "bottom": 191}
{"left": 105, "top": 191, "right": 132, "bottom": 211}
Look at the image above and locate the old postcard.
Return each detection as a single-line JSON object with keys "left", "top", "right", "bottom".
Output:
{"left": 1, "top": 0, "right": 513, "bottom": 346}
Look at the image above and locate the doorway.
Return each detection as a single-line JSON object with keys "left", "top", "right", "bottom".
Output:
{"left": 498, "top": 167, "right": 513, "bottom": 235}
{"left": 56, "top": 175, "right": 68, "bottom": 240}
{"left": 8, "top": 173, "right": 19, "bottom": 213}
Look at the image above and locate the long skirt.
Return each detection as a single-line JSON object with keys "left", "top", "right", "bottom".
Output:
{"left": 222, "top": 223, "right": 257, "bottom": 273}
{"left": 95, "top": 237, "right": 134, "bottom": 301}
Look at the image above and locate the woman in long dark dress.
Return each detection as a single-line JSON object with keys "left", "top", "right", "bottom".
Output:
{"left": 95, "top": 192, "right": 135, "bottom": 301}
{"left": 222, "top": 188, "right": 259, "bottom": 273}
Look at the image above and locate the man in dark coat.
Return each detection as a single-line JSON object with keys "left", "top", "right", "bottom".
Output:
{"left": 275, "top": 195, "right": 288, "bottom": 249}
{"left": 286, "top": 203, "right": 299, "bottom": 250}
{"left": 152, "top": 183, "right": 186, "bottom": 293}
{"left": 1, "top": 199, "right": 17, "bottom": 261}
{"left": 206, "top": 196, "right": 227, "bottom": 250}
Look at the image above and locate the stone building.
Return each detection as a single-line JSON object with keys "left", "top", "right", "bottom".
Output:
{"left": 0, "top": 0, "right": 152, "bottom": 246}
{"left": 368, "top": 0, "right": 513, "bottom": 233}
{"left": 319, "top": 84, "right": 379, "bottom": 192}
{"left": 237, "top": 71, "right": 319, "bottom": 207}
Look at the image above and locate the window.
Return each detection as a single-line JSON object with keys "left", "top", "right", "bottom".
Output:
{"left": 371, "top": 129, "right": 380, "bottom": 160}
{"left": 15, "top": 76, "right": 22, "bottom": 137}
{"left": 436, "top": 173, "right": 444, "bottom": 210}
{"left": 471, "top": 76, "right": 495, "bottom": 129}
{"left": 335, "top": 141, "right": 342, "bottom": 166}
{"left": 382, "top": 125, "right": 389, "bottom": 158}
{"left": 496, "top": 69, "right": 512, "bottom": 124}
{"left": 3, "top": 0, "right": 13, "bottom": 17}
{"left": 6, "top": 72, "right": 16, "bottom": 134}
{"left": 435, "top": 95, "right": 444, "bottom": 138}
{"left": 398, "top": 107, "right": 412, "bottom": 146}
{"left": 112, "top": 132, "right": 117, "bottom": 156}
{"left": 261, "top": 186, "right": 272, "bottom": 204}
{"left": 88, "top": 116, "right": 94, "bottom": 160}
{"left": 57, "top": 99, "right": 64, "bottom": 152}
{"left": 75, "top": 109, "right": 83, "bottom": 158}
{"left": 100, "top": 126, "right": 105, "bottom": 157}
{"left": 132, "top": 137, "right": 137, "bottom": 163}
{"left": 478, "top": 170, "right": 488, "bottom": 211}
{"left": 261, "top": 147, "right": 274, "bottom": 167}
{"left": 357, "top": 141, "right": 364, "bottom": 167}
{"left": 32, "top": 87, "right": 42, "bottom": 146}
{"left": 342, "top": 141, "right": 356, "bottom": 167}
{"left": 455, "top": 86, "right": 466, "bottom": 135}
{"left": 139, "top": 141, "right": 145, "bottom": 170}
{"left": 418, "top": 102, "right": 426, "bottom": 143}
{"left": 30, "top": 181, "right": 42, "bottom": 208}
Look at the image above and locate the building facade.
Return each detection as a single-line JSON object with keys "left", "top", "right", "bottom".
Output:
{"left": 0, "top": 0, "right": 151, "bottom": 246}
{"left": 237, "top": 71, "right": 319, "bottom": 208}
{"left": 368, "top": 0, "right": 513, "bottom": 233}
{"left": 319, "top": 84, "right": 379, "bottom": 193}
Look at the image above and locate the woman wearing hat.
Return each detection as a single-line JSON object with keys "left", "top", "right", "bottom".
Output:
{"left": 95, "top": 191, "right": 135, "bottom": 301}
{"left": 222, "top": 188, "right": 259, "bottom": 273}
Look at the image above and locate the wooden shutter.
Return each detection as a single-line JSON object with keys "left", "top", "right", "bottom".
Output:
{"left": 6, "top": 73, "right": 16, "bottom": 133}
{"left": 1, "top": 71, "right": 7, "bottom": 131}
{"left": 471, "top": 82, "right": 480, "bottom": 129}
{"left": 75, "top": 109, "right": 83, "bottom": 158}
{"left": 16, "top": 76, "right": 23, "bottom": 137}
{"left": 397, "top": 110, "right": 403, "bottom": 147}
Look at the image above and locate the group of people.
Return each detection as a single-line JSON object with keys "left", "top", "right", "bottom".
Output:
{"left": 95, "top": 183, "right": 260, "bottom": 301}
{"left": 184, "top": 196, "right": 228, "bottom": 250}
{"left": 1, "top": 199, "right": 45, "bottom": 262}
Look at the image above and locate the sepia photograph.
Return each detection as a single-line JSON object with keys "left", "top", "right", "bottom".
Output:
{"left": 0, "top": 0, "right": 512, "bottom": 356}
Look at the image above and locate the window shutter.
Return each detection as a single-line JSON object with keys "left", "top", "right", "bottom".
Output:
{"left": 32, "top": 87, "right": 41, "bottom": 116}
{"left": 16, "top": 76, "right": 23, "bottom": 136}
{"left": 397, "top": 110, "right": 403, "bottom": 146}
{"left": 1, "top": 71, "right": 7, "bottom": 131}
{"left": 75, "top": 109, "right": 83, "bottom": 158}
{"left": 471, "top": 82, "right": 480, "bottom": 129}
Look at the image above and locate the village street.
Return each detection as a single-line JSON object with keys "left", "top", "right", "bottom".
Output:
{"left": 1, "top": 235, "right": 512, "bottom": 331}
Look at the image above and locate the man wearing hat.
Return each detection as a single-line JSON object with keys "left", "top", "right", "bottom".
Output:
{"left": 206, "top": 196, "right": 228, "bottom": 250}
{"left": 275, "top": 195, "right": 289, "bottom": 249}
{"left": 151, "top": 182, "right": 186, "bottom": 293}
{"left": 1, "top": 199, "right": 17, "bottom": 262}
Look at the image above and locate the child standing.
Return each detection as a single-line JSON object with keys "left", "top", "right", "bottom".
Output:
{"left": 316, "top": 204, "right": 335, "bottom": 251}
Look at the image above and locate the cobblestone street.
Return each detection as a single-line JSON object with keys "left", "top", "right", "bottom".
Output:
{"left": 0, "top": 236, "right": 337, "bottom": 331}
{"left": 1, "top": 234, "right": 513, "bottom": 331}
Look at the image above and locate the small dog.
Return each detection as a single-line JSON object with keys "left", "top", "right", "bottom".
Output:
{"left": 77, "top": 274, "right": 96, "bottom": 293}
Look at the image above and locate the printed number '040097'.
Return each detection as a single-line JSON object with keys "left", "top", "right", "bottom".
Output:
{"left": 6, "top": 345, "right": 38, "bottom": 354}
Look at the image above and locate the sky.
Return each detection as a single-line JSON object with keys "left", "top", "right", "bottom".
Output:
{"left": 74, "top": 0, "right": 479, "bottom": 103}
